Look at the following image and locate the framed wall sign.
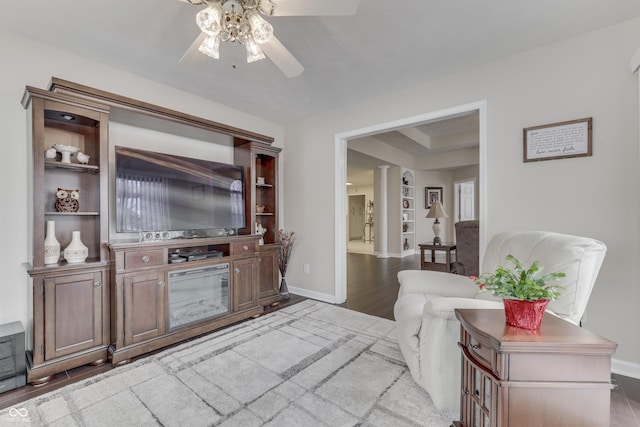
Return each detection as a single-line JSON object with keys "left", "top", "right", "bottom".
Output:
{"left": 425, "top": 187, "right": 443, "bottom": 209}
{"left": 523, "top": 117, "right": 592, "bottom": 162}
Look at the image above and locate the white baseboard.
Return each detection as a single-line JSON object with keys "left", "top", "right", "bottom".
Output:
{"left": 287, "top": 286, "right": 337, "bottom": 304}
{"left": 612, "top": 358, "right": 640, "bottom": 379}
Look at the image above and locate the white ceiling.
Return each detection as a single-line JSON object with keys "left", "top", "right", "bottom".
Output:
{"left": 2, "top": 1, "right": 640, "bottom": 125}
{"left": 347, "top": 112, "right": 480, "bottom": 187}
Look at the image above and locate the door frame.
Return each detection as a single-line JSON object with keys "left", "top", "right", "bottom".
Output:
{"left": 334, "top": 100, "right": 488, "bottom": 303}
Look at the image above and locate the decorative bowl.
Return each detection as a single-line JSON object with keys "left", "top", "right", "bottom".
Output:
{"left": 53, "top": 144, "right": 80, "bottom": 163}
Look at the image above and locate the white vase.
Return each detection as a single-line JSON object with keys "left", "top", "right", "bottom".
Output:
{"left": 63, "top": 231, "right": 88, "bottom": 264}
{"left": 43, "top": 220, "right": 60, "bottom": 265}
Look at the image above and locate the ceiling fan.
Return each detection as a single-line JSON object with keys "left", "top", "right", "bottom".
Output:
{"left": 178, "top": 0, "right": 360, "bottom": 78}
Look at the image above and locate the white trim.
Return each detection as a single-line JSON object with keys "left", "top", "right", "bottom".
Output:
{"left": 612, "top": 358, "right": 640, "bottom": 379}
{"left": 287, "top": 288, "right": 337, "bottom": 304}
{"left": 334, "top": 100, "right": 489, "bottom": 303}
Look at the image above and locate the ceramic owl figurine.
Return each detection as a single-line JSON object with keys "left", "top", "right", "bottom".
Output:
{"left": 54, "top": 188, "right": 80, "bottom": 212}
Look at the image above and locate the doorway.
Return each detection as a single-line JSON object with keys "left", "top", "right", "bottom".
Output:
{"left": 334, "top": 101, "right": 488, "bottom": 303}
{"left": 454, "top": 179, "right": 476, "bottom": 222}
{"left": 348, "top": 195, "right": 366, "bottom": 241}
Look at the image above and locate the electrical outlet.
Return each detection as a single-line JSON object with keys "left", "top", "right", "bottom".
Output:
{"left": 303, "top": 263, "right": 310, "bottom": 274}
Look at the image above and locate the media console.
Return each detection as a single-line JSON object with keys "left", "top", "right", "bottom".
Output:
{"left": 108, "top": 234, "right": 272, "bottom": 365}
{"left": 23, "top": 79, "right": 283, "bottom": 384}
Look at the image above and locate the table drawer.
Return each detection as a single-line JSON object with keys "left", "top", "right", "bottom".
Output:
{"left": 463, "top": 331, "right": 492, "bottom": 371}
{"left": 124, "top": 250, "right": 165, "bottom": 269}
{"left": 231, "top": 241, "right": 257, "bottom": 255}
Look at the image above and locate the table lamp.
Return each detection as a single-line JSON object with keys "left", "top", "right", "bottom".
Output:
{"left": 426, "top": 201, "right": 448, "bottom": 244}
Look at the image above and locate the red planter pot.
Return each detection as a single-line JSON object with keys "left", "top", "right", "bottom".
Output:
{"left": 502, "top": 299, "right": 550, "bottom": 330}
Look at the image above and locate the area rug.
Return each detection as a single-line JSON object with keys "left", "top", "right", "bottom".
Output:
{"left": 0, "top": 300, "right": 457, "bottom": 426}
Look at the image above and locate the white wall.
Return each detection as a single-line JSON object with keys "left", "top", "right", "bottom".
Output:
{"left": 283, "top": 18, "right": 640, "bottom": 369}
{"left": 0, "top": 31, "right": 283, "bottom": 339}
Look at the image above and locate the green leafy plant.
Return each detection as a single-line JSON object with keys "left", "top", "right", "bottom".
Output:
{"left": 474, "top": 255, "right": 566, "bottom": 301}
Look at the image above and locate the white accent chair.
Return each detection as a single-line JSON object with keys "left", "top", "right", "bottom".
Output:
{"left": 393, "top": 231, "right": 607, "bottom": 411}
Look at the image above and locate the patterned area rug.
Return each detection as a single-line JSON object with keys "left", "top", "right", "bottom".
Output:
{"left": 0, "top": 300, "right": 457, "bottom": 426}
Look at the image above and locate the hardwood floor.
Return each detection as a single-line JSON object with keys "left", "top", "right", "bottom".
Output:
{"left": 1, "top": 252, "right": 638, "bottom": 426}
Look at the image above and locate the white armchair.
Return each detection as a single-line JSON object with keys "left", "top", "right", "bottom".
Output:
{"left": 393, "top": 231, "right": 607, "bottom": 411}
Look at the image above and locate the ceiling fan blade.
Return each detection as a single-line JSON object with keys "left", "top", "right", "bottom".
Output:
{"left": 261, "top": 36, "right": 304, "bottom": 78}
{"left": 272, "top": 0, "right": 360, "bottom": 16}
{"left": 177, "top": 0, "right": 205, "bottom": 5}
{"left": 179, "top": 32, "right": 206, "bottom": 64}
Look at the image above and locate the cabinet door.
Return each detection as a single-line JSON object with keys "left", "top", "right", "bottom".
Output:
{"left": 258, "top": 246, "right": 279, "bottom": 301}
{"left": 460, "top": 357, "right": 494, "bottom": 427}
{"left": 124, "top": 272, "right": 166, "bottom": 345}
{"left": 43, "top": 271, "right": 106, "bottom": 360}
{"left": 233, "top": 257, "right": 258, "bottom": 312}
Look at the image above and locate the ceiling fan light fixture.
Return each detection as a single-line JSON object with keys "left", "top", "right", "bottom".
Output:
{"left": 245, "top": 36, "right": 265, "bottom": 62}
{"left": 247, "top": 11, "right": 273, "bottom": 44}
{"left": 196, "top": 2, "right": 223, "bottom": 35}
{"left": 199, "top": 33, "right": 221, "bottom": 58}
{"left": 257, "top": 0, "right": 275, "bottom": 16}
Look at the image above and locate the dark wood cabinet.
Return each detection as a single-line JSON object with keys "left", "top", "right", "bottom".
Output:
{"left": 42, "top": 270, "right": 108, "bottom": 359}
{"left": 453, "top": 309, "right": 617, "bottom": 427}
{"left": 258, "top": 244, "right": 280, "bottom": 304}
{"left": 22, "top": 78, "right": 282, "bottom": 378}
{"left": 123, "top": 271, "right": 166, "bottom": 346}
{"left": 233, "top": 257, "right": 259, "bottom": 312}
{"left": 23, "top": 87, "right": 110, "bottom": 384}
{"left": 109, "top": 236, "right": 264, "bottom": 365}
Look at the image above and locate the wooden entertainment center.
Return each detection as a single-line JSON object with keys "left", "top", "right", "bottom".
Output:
{"left": 22, "top": 79, "right": 284, "bottom": 384}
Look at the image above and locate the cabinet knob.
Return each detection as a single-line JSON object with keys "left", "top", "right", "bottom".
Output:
{"left": 235, "top": 268, "right": 240, "bottom": 274}
{"left": 242, "top": 245, "right": 249, "bottom": 251}
{"left": 141, "top": 255, "right": 150, "bottom": 263}
{"left": 94, "top": 282, "right": 101, "bottom": 288}
{"left": 462, "top": 389, "right": 470, "bottom": 396}
{"left": 469, "top": 343, "right": 480, "bottom": 350}
{"left": 158, "top": 280, "right": 165, "bottom": 287}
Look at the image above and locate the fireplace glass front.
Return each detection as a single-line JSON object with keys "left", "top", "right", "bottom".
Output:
{"left": 168, "top": 263, "right": 230, "bottom": 330}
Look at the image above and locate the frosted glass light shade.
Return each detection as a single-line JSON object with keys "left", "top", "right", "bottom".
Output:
{"left": 196, "top": 3, "right": 223, "bottom": 35}
{"left": 245, "top": 36, "right": 265, "bottom": 62}
{"left": 199, "top": 33, "right": 221, "bottom": 59}
{"left": 247, "top": 11, "right": 273, "bottom": 44}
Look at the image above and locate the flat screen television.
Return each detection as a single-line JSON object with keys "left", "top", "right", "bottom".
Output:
{"left": 115, "top": 146, "right": 245, "bottom": 234}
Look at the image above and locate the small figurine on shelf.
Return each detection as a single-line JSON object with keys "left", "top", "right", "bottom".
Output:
{"left": 77, "top": 152, "right": 90, "bottom": 164}
{"left": 54, "top": 188, "right": 79, "bottom": 213}
{"left": 45, "top": 147, "right": 57, "bottom": 160}
{"left": 256, "top": 223, "right": 266, "bottom": 245}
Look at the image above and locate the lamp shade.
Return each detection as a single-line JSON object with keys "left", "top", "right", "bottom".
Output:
{"left": 426, "top": 201, "right": 448, "bottom": 219}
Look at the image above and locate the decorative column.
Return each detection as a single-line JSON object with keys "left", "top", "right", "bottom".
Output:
{"left": 377, "top": 165, "right": 390, "bottom": 258}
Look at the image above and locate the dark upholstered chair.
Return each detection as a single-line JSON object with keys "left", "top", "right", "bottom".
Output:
{"left": 454, "top": 220, "right": 479, "bottom": 276}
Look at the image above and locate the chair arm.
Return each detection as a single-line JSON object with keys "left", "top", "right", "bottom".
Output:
{"left": 424, "top": 297, "right": 504, "bottom": 321}
{"left": 397, "top": 270, "right": 479, "bottom": 298}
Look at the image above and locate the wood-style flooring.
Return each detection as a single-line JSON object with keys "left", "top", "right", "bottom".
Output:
{"left": 0, "top": 252, "right": 638, "bottom": 426}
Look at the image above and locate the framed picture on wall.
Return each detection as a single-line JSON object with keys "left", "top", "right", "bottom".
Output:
{"left": 425, "top": 187, "right": 443, "bottom": 209}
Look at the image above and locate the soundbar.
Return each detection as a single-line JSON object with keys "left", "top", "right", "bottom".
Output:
{"left": 139, "top": 228, "right": 237, "bottom": 243}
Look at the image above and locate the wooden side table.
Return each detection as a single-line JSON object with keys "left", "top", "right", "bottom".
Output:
{"left": 453, "top": 309, "right": 617, "bottom": 427}
{"left": 419, "top": 242, "right": 456, "bottom": 272}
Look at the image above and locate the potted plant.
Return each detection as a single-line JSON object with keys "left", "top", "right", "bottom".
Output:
{"left": 474, "top": 255, "right": 565, "bottom": 330}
